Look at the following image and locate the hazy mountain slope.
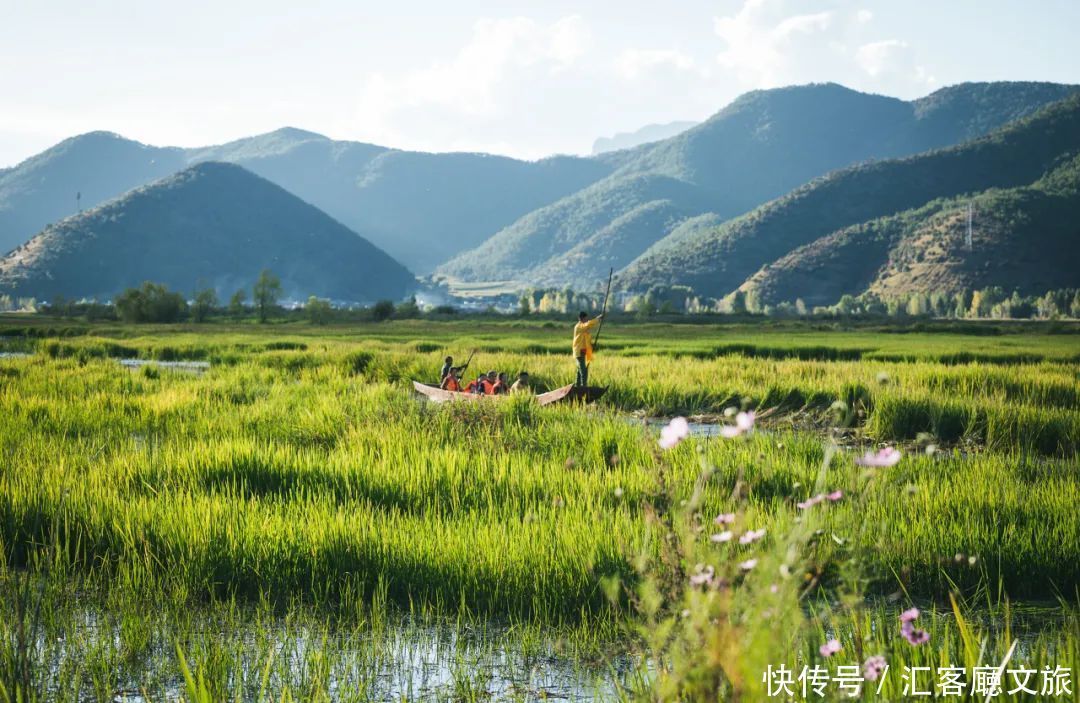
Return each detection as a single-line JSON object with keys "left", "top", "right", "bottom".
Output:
{"left": 619, "top": 93, "right": 1080, "bottom": 299}
{"left": 530, "top": 199, "right": 696, "bottom": 289}
{"left": 592, "top": 121, "right": 698, "bottom": 154}
{"left": 0, "top": 128, "right": 612, "bottom": 273}
{"left": 194, "top": 133, "right": 610, "bottom": 271}
{"left": 0, "top": 162, "right": 415, "bottom": 302}
{"left": 0, "top": 132, "right": 186, "bottom": 255}
{"left": 438, "top": 81, "right": 1077, "bottom": 288}
{"left": 740, "top": 153, "right": 1080, "bottom": 305}
{"left": 438, "top": 173, "right": 704, "bottom": 282}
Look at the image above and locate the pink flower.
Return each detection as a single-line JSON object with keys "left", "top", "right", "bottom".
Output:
{"left": 720, "top": 411, "right": 755, "bottom": 438}
{"left": 819, "top": 639, "right": 842, "bottom": 657}
{"left": 899, "top": 607, "right": 920, "bottom": 623}
{"left": 856, "top": 446, "right": 902, "bottom": 467}
{"left": 738, "top": 558, "right": 757, "bottom": 571}
{"left": 862, "top": 656, "right": 887, "bottom": 681}
{"left": 710, "top": 531, "right": 733, "bottom": 543}
{"left": 797, "top": 494, "right": 824, "bottom": 510}
{"left": 826, "top": 490, "right": 843, "bottom": 502}
{"left": 769, "top": 583, "right": 779, "bottom": 594}
{"left": 714, "top": 512, "right": 736, "bottom": 525}
{"left": 659, "top": 417, "right": 690, "bottom": 449}
{"left": 739, "top": 528, "right": 766, "bottom": 544}
{"left": 901, "top": 621, "right": 930, "bottom": 646}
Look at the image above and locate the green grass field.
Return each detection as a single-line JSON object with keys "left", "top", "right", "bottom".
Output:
{"left": 1, "top": 317, "right": 1078, "bottom": 700}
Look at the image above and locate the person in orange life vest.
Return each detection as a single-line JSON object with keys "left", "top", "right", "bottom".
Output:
{"left": 572, "top": 311, "right": 604, "bottom": 387}
{"left": 492, "top": 372, "right": 510, "bottom": 395}
{"left": 440, "top": 366, "right": 463, "bottom": 391}
{"left": 481, "top": 370, "right": 499, "bottom": 395}
{"left": 440, "top": 356, "right": 454, "bottom": 383}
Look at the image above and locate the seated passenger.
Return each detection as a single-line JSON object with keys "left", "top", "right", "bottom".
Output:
{"left": 510, "top": 371, "right": 531, "bottom": 393}
{"left": 440, "top": 367, "right": 462, "bottom": 391}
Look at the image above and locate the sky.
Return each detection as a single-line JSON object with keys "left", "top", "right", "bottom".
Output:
{"left": 1, "top": 0, "right": 1079, "bottom": 166}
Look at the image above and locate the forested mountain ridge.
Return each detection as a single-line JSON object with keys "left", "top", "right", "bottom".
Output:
{"left": 0, "top": 128, "right": 611, "bottom": 272}
{"left": 437, "top": 81, "right": 1077, "bottom": 288}
{"left": 619, "top": 92, "right": 1080, "bottom": 302}
{"left": 0, "top": 162, "right": 416, "bottom": 302}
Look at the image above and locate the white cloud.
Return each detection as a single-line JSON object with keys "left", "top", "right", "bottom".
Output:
{"left": 357, "top": 15, "right": 590, "bottom": 129}
{"left": 855, "top": 39, "right": 935, "bottom": 86}
{"left": 713, "top": 0, "right": 834, "bottom": 87}
{"left": 615, "top": 49, "right": 696, "bottom": 80}
{"left": 856, "top": 9, "right": 873, "bottom": 23}
{"left": 855, "top": 39, "right": 908, "bottom": 77}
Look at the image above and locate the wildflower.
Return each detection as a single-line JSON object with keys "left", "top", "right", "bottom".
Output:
{"left": 855, "top": 446, "right": 902, "bottom": 467}
{"left": 968, "top": 555, "right": 978, "bottom": 566}
{"left": 739, "top": 528, "right": 766, "bottom": 544}
{"left": 876, "top": 371, "right": 890, "bottom": 385}
{"left": 659, "top": 417, "right": 690, "bottom": 449}
{"left": 738, "top": 558, "right": 757, "bottom": 571}
{"left": 613, "top": 487, "right": 624, "bottom": 498}
{"left": 769, "top": 583, "right": 779, "bottom": 594}
{"left": 714, "top": 512, "right": 736, "bottom": 525}
{"left": 826, "top": 490, "right": 843, "bottom": 501}
{"left": 720, "top": 411, "right": 755, "bottom": 438}
{"left": 710, "top": 531, "right": 733, "bottom": 543}
{"left": 899, "top": 607, "right": 920, "bottom": 623}
{"left": 819, "top": 639, "right": 842, "bottom": 657}
{"left": 863, "top": 655, "right": 887, "bottom": 681}
{"left": 797, "top": 494, "right": 824, "bottom": 510}
{"left": 723, "top": 406, "right": 737, "bottom": 418}
{"left": 689, "top": 564, "right": 715, "bottom": 587}
{"left": 901, "top": 621, "right": 930, "bottom": 645}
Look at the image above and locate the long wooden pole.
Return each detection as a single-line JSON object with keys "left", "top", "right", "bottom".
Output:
{"left": 592, "top": 267, "right": 614, "bottom": 352}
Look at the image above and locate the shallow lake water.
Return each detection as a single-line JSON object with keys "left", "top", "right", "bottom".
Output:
{"left": 118, "top": 358, "right": 211, "bottom": 373}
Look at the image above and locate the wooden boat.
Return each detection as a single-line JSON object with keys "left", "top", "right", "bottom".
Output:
{"left": 412, "top": 381, "right": 606, "bottom": 407}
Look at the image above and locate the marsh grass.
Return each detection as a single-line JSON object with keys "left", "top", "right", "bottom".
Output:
{"left": 1, "top": 320, "right": 1078, "bottom": 699}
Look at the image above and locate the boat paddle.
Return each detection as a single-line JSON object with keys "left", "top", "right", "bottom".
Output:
{"left": 592, "top": 267, "right": 614, "bottom": 355}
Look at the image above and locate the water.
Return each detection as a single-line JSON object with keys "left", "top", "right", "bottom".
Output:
{"left": 629, "top": 416, "right": 737, "bottom": 440}
{"left": 30, "top": 609, "right": 632, "bottom": 702}
{"left": 118, "top": 358, "right": 210, "bottom": 373}
{"left": 0, "top": 351, "right": 32, "bottom": 359}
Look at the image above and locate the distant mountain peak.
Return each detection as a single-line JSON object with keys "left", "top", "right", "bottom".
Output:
{"left": 592, "top": 121, "right": 698, "bottom": 155}
{"left": 261, "top": 126, "right": 330, "bottom": 142}
{"left": 0, "top": 161, "right": 415, "bottom": 302}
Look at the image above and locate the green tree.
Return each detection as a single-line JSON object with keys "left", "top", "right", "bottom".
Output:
{"left": 371, "top": 300, "right": 395, "bottom": 322}
{"left": 518, "top": 293, "right": 531, "bottom": 316}
{"left": 306, "top": 296, "right": 333, "bottom": 325}
{"left": 228, "top": 289, "right": 247, "bottom": 317}
{"left": 115, "top": 282, "right": 187, "bottom": 323}
{"left": 252, "top": 270, "right": 282, "bottom": 323}
{"left": 396, "top": 296, "right": 420, "bottom": 319}
{"left": 729, "top": 291, "right": 747, "bottom": 315}
{"left": 192, "top": 288, "right": 218, "bottom": 323}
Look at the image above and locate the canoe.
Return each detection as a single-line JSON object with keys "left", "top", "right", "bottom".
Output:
{"left": 412, "top": 381, "right": 606, "bottom": 407}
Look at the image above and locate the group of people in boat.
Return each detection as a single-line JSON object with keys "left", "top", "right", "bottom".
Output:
{"left": 439, "top": 356, "right": 531, "bottom": 395}
{"left": 435, "top": 310, "right": 606, "bottom": 395}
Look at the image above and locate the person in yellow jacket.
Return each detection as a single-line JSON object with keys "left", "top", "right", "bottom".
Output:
{"left": 572, "top": 310, "right": 604, "bottom": 387}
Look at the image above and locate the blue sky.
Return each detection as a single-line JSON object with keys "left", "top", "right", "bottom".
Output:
{"left": 1, "top": 0, "right": 1078, "bottom": 166}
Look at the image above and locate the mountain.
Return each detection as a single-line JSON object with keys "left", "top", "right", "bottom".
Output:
{"left": 737, "top": 157, "right": 1080, "bottom": 307}
{"left": 619, "top": 93, "right": 1080, "bottom": 302}
{"left": 0, "top": 132, "right": 186, "bottom": 256}
{"left": 0, "top": 162, "right": 415, "bottom": 302}
{"left": 437, "top": 81, "right": 1078, "bottom": 289}
{"left": 592, "top": 121, "right": 698, "bottom": 154}
{"left": 0, "top": 129, "right": 611, "bottom": 273}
